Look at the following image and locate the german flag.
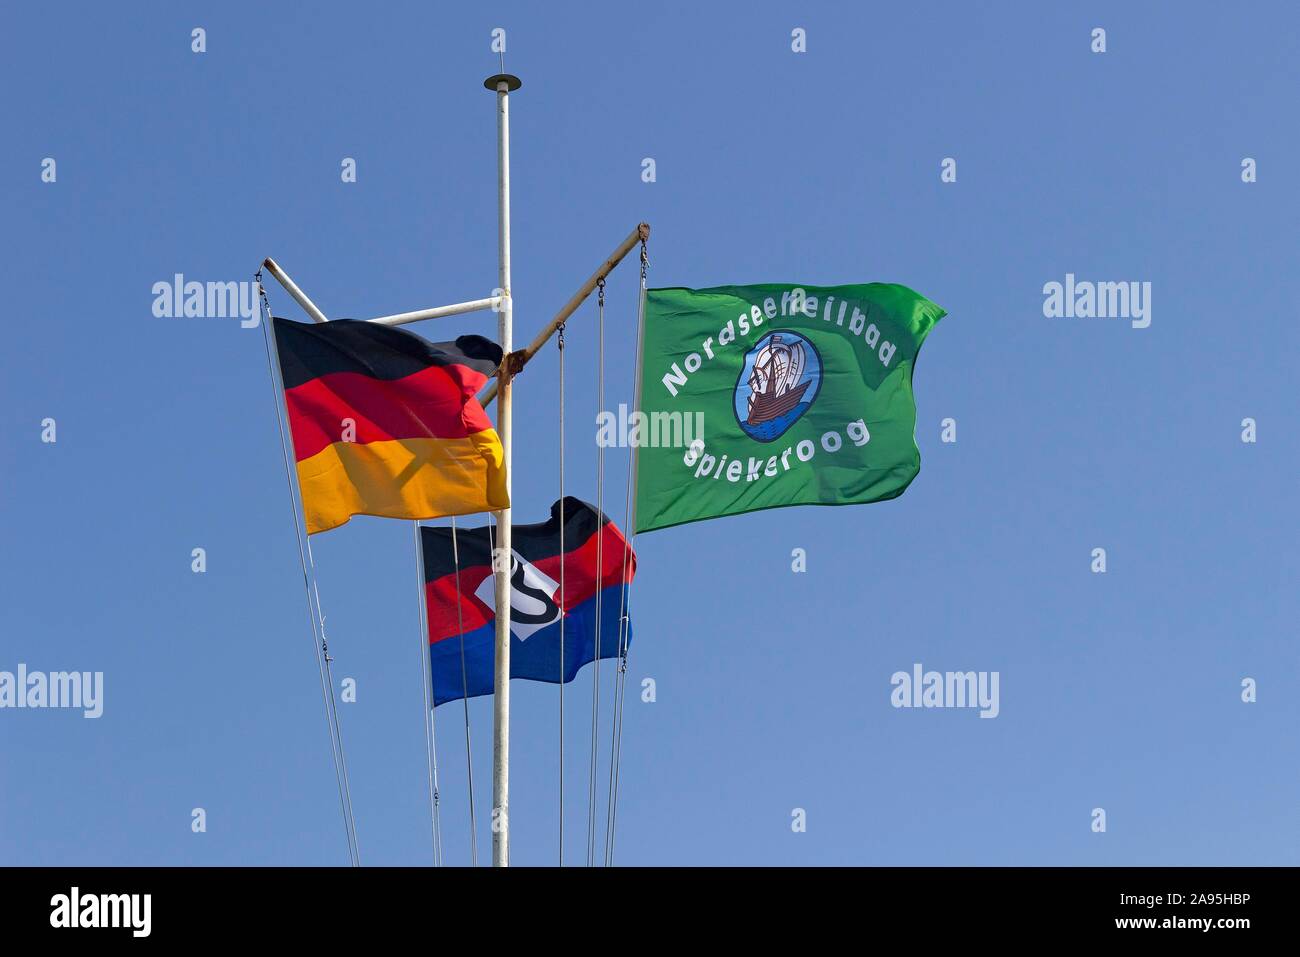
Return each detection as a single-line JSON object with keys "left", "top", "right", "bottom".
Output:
{"left": 273, "top": 317, "right": 508, "bottom": 534}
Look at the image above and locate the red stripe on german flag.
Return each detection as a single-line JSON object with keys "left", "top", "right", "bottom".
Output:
{"left": 273, "top": 318, "right": 509, "bottom": 534}
{"left": 284, "top": 365, "right": 497, "bottom": 459}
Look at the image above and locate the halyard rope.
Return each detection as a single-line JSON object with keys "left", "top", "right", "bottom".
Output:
{"left": 257, "top": 276, "right": 360, "bottom": 866}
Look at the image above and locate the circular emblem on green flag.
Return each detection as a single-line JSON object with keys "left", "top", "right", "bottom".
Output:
{"left": 734, "top": 329, "right": 822, "bottom": 442}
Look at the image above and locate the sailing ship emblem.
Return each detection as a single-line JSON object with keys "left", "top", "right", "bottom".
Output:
{"left": 734, "top": 330, "right": 822, "bottom": 441}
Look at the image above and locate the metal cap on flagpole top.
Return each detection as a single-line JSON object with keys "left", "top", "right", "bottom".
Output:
{"left": 484, "top": 73, "right": 522, "bottom": 92}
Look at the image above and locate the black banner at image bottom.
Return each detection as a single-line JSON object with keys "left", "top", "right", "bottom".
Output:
{"left": 0, "top": 866, "right": 1276, "bottom": 942}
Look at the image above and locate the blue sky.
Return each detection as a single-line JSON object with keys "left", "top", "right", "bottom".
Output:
{"left": 2, "top": 2, "right": 1296, "bottom": 866}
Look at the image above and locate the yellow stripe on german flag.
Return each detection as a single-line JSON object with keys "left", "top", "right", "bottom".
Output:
{"left": 273, "top": 317, "right": 508, "bottom": 534}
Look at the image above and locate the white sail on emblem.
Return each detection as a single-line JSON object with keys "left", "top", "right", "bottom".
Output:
{"left": 745, "top": 334, "right": 811, "bottom": 426}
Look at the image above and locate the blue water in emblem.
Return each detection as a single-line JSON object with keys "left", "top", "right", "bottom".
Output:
{"left": 745, "top": 401, "right": 813, "bottom": 441}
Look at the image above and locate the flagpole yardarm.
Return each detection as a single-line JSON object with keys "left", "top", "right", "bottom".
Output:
{"left": 262, "top": 257, "right": 329, "bottom": 324}
{"left": 479, "top": 223, "right": 650, "bottom": 408}
{"left": 367, "top": 296, "right": 502, "bottom": 326}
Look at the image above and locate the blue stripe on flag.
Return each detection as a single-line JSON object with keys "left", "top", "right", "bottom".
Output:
{"left": 429, "top": 582, "right": 632, "bottom": 707}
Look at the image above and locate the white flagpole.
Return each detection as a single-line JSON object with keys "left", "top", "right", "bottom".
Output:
{"left": 367, "top": 296, "right": 502, "bottom": 326}
{"left": 486, "top": 69, "right": 521, "bottom": 868}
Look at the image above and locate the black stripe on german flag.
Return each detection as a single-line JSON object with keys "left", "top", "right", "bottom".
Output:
{"left": 275, "top": 318, "right": 502, "bottom": 389}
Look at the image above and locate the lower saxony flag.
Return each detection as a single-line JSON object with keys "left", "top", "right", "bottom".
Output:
{"left": 272, "top": 317, "right": 509, "bottom": 534}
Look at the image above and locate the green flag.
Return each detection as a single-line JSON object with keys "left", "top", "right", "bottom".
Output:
{"left": 634, "top": 283, "right": 946, "bottom": 533}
